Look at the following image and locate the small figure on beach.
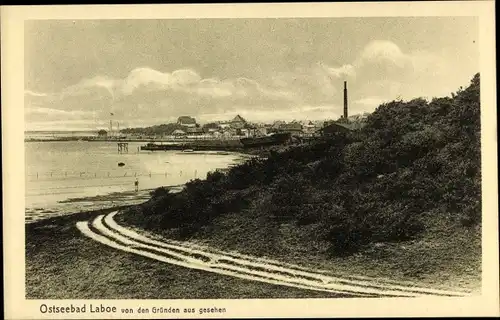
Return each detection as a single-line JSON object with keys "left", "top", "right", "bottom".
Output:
{"left": 134, "top": 178, "right": 139, "bottom": 192}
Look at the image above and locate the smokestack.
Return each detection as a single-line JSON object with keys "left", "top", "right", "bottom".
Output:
{"left": 343, "top": 81, "right": 348, "bottom": 120}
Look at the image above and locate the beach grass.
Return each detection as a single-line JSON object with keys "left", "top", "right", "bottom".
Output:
{"left": 25, "top": 207, "right": 344, "bottom": 299}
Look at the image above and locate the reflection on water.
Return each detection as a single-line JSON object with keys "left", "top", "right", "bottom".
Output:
{"left": 25, "top": 141, "right": 249, "bottom": 223}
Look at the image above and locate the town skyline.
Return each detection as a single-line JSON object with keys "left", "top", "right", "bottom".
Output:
{"left": 25, "top": 17, "right": 478, "bottom": 131}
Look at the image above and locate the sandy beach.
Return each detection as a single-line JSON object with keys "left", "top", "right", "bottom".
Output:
{"left": 25, "top": 186, "right": 184, "bottom": 223}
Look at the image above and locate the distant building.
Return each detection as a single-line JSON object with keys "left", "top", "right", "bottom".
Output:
{"left": 302, "top": 121, "right": 317, "bottom": 135}
{"left": 302, "top": 121, "right": 321, "bottom": 135}
{"left": 202, "top": 122, "right": 221, "bottom": 134}
{"left": 319, "top": 122, "right": 352, "bottom": 136}
{"left": 256, "top": 127, "right": 268, "bottom": 136}
{"left": 97, "top": 129, "right": 108, "bottom": 138}
{"left": 177, "top": 116, "right": 197, "bottom": 127}
{"left": 221, "top": 129, "right": 235, "bottom": 138}
{"left": 278, "top": 122, "right": 303, "bottom": 135}
{"left": 229, "top": 115, "right": 247, "bottom": 129}
{"left": 221, "top": 127, "right": 237, "bottom": 137}
{"left": 271, "top": 120, "right": 286, "bottom": 130}
{"left": 186, "top": 127, "right": 204, "bottom": 135}
{"left": 172, "top": 129, "right": 187, "bottom": 136}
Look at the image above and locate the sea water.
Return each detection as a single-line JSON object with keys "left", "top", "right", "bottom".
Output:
{"left": 25, "top": 141, "right": 249, "bottom": 223}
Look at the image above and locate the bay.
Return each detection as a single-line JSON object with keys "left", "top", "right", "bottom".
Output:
{"left": 25, "top": 140, "right": 249, "bottom": 223}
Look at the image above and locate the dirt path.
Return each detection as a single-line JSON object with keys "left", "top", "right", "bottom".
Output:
{"left": 77, "top": 211, "right": 472, "bottom": 298}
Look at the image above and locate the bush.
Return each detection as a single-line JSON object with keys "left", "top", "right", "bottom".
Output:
{"left": 150, "top": 186, "right": 171, "bottom": 199}
{"left": 122, "top": 73, "right": 481, "bottom": 256}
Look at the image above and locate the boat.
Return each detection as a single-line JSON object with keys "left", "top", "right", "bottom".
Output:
{"left": 140, "top": 141, "right": 242, "bottom": 152}
{"left": 240, "top": 132, "right": 291, "bottom": 148}
{"left": 118, "top": 162, "right": 125, "bottom": 167}
{"left": 140, "top": 142, "right": 183, "bottom": 151}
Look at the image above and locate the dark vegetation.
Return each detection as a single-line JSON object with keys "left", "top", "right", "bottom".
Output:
{"left": 120, "top": 122, "right": 187, "bottom": 135}
{"left": 122, "top": 74, "right": 481, "bottom": 257}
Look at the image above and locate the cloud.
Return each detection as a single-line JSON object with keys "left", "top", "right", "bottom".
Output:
{"left": 61, "top": 76, "right": 119, "bottom": 101}
{"left": 320, "top": 62, "right": 356, "bottom": 79}
{"left": 25, "top": 107, "right": 88, "bottom": 116}
{"left": 353, "top": 97, "right": 387, "bottom": 108}
{"left": 25, "top": 107, "right": 94, "bottom": 123}
{"left": 340, "top": 40, "right": 467, "bottom": 106}
{"left": 25, "top": 120, "right": 101, "bottom": 132}
{"left": 25, "top": 39, "right": 474, "bottom": 130}
{"left": 358, "top": 40, "right": 408, "bottom": 68}
{"left": 350, "top": 96, "right": 390, "bottom": 114}
{"left": 25, "top": 90, "right": 48, "bottom": 97}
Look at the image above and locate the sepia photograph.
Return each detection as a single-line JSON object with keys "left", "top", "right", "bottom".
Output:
{"left": 2, "top": 2, "right": 498, "bottom": 319}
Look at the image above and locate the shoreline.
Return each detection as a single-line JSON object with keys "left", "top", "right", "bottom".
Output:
{"left": 25, "top": 147, "right": 257, "bottom": 225}
{"left": 25, "top": 185, "right": 185, "bottom": 224}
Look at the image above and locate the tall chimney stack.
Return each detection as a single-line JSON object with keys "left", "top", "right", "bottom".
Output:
{"left": 343, "top": 81, "right": 348, "bottom": 120}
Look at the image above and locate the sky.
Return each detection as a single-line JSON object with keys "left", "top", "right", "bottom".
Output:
{"left": 24, "top": 17, "right": 479, "bottom": 131}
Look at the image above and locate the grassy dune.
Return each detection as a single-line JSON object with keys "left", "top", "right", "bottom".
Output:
{"left": 120, "top": 74, "right": 482, "bottom": 291}
{"left": 26, "top": 207, "right": 343, "bottom": 299}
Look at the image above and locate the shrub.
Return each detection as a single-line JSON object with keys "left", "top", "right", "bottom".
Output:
{"left": 122, "top": 73, "right": 481, "bottom": 257}
{"left": 150, "top": 186, "right": 171, "bottom": 199}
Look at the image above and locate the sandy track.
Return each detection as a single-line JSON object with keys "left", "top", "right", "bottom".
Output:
{"left": 76, "top": 211, "right": 471, "bottom": 298}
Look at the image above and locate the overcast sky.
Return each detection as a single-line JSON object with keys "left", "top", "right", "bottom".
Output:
{"left": 24, "top": 17, "right": 478, "bottom": 131}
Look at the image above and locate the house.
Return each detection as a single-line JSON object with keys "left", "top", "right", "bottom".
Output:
{"left": 97, "top": 129, "right": 108, "bottom": 138}
{"left": 271, "top": 120, "right": 286, "bottom": 130}
{"left": 202, "top": 122, "right": 221, "bottom": 134}
{"left": 229, "top": 115, "right": 247, "bottom": 129}
{"left": 212, "top": 131, "right": 222, "bottom": 138}
{"left": 319, "top": 122, "right": 352, "bottom": 136}
{"left": 172, "top": 129, "right": 187, "bottom": 136}
{"left": 186, "top": 127, "right": 204, "bottom": 135}
{"left": 302, "top": 121, "right": 317, "bottom": 135}
{"left": 221, "top": 127, "right": 237, "bottom": 137}
{"left": 278, "top": 121, "right": 303, "bottom": 135}
{"left": 221, "top": 129, "right": 235, "bottom": 138}
{"left": 256, "top": 126, "right": 268, "bottom": 136}
{"left": 177, "top": 116, "right": 197, "bottom": 127}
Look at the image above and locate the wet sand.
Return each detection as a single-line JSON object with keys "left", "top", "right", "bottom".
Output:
{"left": 25, "top": 186, "right": 183, "bottom": 224}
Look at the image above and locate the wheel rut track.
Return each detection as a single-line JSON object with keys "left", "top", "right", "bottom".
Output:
{"left": 76, "top": 211, "right": 471, "bottom": 298}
